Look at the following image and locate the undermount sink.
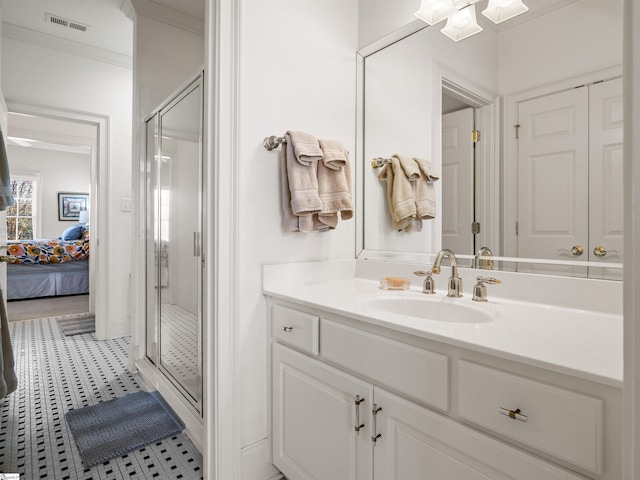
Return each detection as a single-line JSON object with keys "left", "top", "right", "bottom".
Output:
{"left": 355, "top": 293, "right": 496, "bottom": 324}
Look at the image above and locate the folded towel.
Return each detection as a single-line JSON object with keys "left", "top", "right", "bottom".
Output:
{"left": 413, "top": 157, "right": 439, "bottom": 219}
{"left": 281, "top": 140, "right": 302, "bottom": 232}
{"left": 284, "top": 133, "right": 322, "bottom": 216}
{"left": 287, "top": 131, "right": 324, "bottom": 166}
{"left": 317, "top": 139, "right": 353, "bottom": 222}
{"left": 0, "top": 130, "right": 15, "bottom": 211}
{"left": 318, "top": 139, "right": 347, "bottom": 170}
{"left": 378, "top": 156, "right": 416, "bottom": 231}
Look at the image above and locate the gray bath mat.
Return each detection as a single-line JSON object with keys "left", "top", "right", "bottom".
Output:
{"left": 65, "top": 390, "right": 184, "bottom": 467}
{"left": 56, "top": 313, "right": 95, "bottom": 335}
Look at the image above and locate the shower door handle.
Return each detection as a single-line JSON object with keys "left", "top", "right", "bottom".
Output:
{"left": 193, "top": 232, "right": 201, "bottom": 257}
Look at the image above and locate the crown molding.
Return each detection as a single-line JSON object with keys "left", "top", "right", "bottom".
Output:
{"left": 2, "top": 23, "right": 133, "bottom": 69}
{"left": 130, "top": 0, "right": 204, "bottom": 36}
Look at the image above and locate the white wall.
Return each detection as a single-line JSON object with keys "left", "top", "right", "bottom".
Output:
{"left": 498, "top": 0, "right": 623, "bottom": 95}
{"left": 237, "top": 0, "right": 358, "bottom": 470}
{"left": 7, "top": 146, "right": 91, "bottom": 239}
{"left": 1, "top": 35, "right": 133, "bottom": 338}
{"left": 358, "top": 0, "right": 419, "bottom": 49}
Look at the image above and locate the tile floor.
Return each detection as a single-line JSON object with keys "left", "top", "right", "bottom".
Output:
{"left": 0, "top": 316, "right": 203, "bottom": 479}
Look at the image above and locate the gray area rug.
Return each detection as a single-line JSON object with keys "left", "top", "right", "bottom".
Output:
{"left": 65, "top": 391, "right": 184, "bottom": 468}
{"left": 56, "top": 313, "right": 95, "bottom": 335}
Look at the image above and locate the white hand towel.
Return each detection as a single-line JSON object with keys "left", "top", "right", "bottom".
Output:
{"left": 287, "top": 130, "right": 324, "bottom": 166}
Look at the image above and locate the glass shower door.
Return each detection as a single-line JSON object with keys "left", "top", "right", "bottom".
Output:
{"left": 146, "top": 74, "right": 203, "bottom": 413}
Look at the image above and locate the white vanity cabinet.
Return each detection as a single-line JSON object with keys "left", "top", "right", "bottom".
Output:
{"left": 268, "top": 298, "right": 620, "bottom": 480}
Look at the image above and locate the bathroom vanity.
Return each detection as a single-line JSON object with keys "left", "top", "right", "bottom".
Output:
{"left": 264, "top": 260, "right": 622, "bottom": 480}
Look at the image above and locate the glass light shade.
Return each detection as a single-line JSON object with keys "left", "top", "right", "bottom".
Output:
{"left": 481, "top": 0, "right": 529, "bottom": 24}
{"left": 414, "top": 0, "right": 458, "bottom": 25}
{"left": 441, "top": 5, "right": 483, "bottom": 42}
{"left": 78, "top": 210, "right": 90, "bottom": 225}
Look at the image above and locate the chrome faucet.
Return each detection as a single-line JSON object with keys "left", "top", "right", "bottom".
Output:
{"left": 473, "top": 246, "right": 494, "bottom": 270}
{"left": 431, "top": 249, "right": 462, "bottom": 298}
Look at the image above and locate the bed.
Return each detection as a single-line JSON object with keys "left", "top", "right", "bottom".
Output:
{"left": 6, "top": 226, "right": 90, "bottom": 301}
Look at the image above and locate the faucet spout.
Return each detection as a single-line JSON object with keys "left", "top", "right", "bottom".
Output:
{"left": 432, "top": 249, "right": 458, "bottom": 275}
{"left": 431, "top": 249, "right": 462, "bottom": 298}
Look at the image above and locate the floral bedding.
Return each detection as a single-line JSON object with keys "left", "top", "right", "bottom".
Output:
{"left": 8, "top": 229, "right": 89, "bottom": 265}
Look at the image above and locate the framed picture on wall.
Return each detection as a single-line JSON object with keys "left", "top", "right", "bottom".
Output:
{"left": 58, "top": 192, "right": 89, "bottom": 221}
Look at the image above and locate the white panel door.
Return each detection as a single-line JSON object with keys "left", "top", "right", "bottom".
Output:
{"left": 517, "top": 87, "right": 589, "bottom": 276}
{"left": 272, "top": 343, "right": 373, "bottom": 480}
{"left": 442, "top": 108, "right": 474, "bottom": 255}
{"left": 588, "top": 78, "right": 623, "bottom": 280}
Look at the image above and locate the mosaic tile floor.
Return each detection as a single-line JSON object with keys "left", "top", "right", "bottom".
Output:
{"left": 0, "top": 317, "right": 203, "bottom": 480}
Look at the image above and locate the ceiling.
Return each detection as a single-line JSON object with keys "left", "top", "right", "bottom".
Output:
{"left": 0, "top": 0, "right": 205, "bottom": 58}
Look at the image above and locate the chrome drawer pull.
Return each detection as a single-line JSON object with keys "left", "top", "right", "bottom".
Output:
{"left": 499, "top": 407, "right": 528, "bottom": 422}
{"left": 282, "top": 326, "right": 293, "bottom": 332}
{"left": 371, "top": 404, "right": 382, "bottom": 443}
{"left": 354, "top": 395, "right": 365, "bottom": 433}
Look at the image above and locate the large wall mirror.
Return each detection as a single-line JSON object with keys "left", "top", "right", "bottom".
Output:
{"left": 356, "top": 0, "right": 623, "bottom": 279}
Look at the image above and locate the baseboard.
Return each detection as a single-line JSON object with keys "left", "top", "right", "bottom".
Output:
{"left": 242, "top": 439, "right": 283, "bottom": 480}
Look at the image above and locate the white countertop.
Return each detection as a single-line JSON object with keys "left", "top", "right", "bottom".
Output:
{"left": 263, "top": 260, "right": 623, "bottom": 388}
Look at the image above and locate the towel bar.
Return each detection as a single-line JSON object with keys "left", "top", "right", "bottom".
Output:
{"left": 371, "top": 157, "right": 392, "bottom": 168}
{"left": 263, "top": 135, "right": 286, "bottom": 151}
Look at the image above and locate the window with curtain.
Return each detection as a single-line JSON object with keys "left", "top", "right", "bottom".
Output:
{"left": 7, "top": 178, "right": 37, "bottom": 240}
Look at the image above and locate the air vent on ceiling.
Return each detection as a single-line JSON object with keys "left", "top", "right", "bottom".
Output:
{"left": 45, "top": 13, "right": 90, "bottom": 33}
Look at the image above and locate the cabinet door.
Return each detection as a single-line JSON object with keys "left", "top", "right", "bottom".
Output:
{"left": 272, "top": 343, "right": 373, "bottom": 480}
{"left": 373, "top": 388, "right": 585, "bottom": 480}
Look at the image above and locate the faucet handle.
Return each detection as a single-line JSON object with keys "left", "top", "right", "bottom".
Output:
{"left": 472, "top": 276, "right": 501, "bottom": 302}
{"left": 414, "top": 270, "right": 436, "bottom": 294}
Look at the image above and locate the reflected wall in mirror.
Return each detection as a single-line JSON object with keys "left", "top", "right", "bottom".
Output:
{"left": 358, "top": 0, "right": 623, "bottom": 278}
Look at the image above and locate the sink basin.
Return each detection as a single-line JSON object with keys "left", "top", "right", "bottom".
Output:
{"left": 355, "top": 293, "right": 496, "bottom": 324}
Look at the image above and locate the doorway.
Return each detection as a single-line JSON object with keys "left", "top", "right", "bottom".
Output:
{"left": 5, "top": 102, "right": 109, "bottom": 334}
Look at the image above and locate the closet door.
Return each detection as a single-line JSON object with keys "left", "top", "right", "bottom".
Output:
{"left": 517, "top": 87, "right": 589, "bottom": 276}
{"left": 588, "top": 78, "right": 623, "bottom": 280}
{"left": 158, "top": 77, "right": 204, "bottom": 411}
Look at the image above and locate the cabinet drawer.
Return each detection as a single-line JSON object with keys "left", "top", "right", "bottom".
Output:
{"left": 321, "top": 319, "right": 448, "bottom": 411}
{"left": 271, "top": 304, "right": 319, "bottom": 355}
{"left": 458, "top": 360, "right": 603, "bottom": 474}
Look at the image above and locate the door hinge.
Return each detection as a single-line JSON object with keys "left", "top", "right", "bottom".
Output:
{"left": 515, "top": 221, "right": 519, "bottom": 235}
{"left": 472, "top": 222, "right": 481, "bottom": 235}
{"left": 471, "top": 130, "right": 480, "bottom": 143}
{"left": 514, "top": 124, "right": 520, "bottom": 139}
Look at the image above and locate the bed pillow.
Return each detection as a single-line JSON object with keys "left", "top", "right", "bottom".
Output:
{"left": 61, "top": 224, "right": 85, "bottom": 241}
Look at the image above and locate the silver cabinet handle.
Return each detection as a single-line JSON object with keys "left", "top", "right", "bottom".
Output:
{"left": 354, "top": 395, "right": 365, "bottom": 433}
{"left": 282, "top": 326, "right": 293, "bottom": 332}
{"left": 499, "top": 407, "right": 528, "bottom": 422}
{"left": 371, "top": 404, "right": 382, "bottom": 443}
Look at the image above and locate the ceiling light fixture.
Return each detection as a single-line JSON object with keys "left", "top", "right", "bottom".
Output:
{"left": 481, "top": 0, "right": 529, "bottom": 24}
{"left": 415, "top": 0, "right": 528, "bottom": 41}
{"left": 441, "top": 5, "right": 483, "bottom": 42}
